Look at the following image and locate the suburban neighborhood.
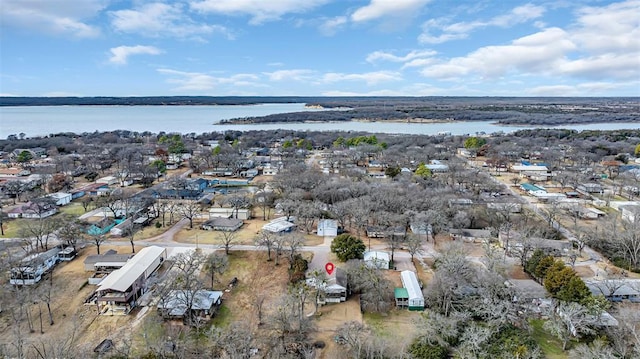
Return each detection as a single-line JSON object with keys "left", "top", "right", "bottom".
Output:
{"left": 0, "top": 127, "right": 639, "bottom": 358}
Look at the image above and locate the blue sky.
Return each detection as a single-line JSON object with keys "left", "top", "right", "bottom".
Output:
{"left": 1, "top": 0, "right": 639, "bottom": 97}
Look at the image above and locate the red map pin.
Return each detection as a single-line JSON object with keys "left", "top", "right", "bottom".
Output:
{"left": 325, "top": 262, "right": 335, "bottom": 275}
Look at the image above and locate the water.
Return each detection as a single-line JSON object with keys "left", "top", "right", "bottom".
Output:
{"left": 0, "top": 104, "right": 638, "bottom": 138}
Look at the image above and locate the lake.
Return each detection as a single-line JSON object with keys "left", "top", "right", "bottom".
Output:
{"left": 0, "top": 103, "right": 638, "bottom": 138}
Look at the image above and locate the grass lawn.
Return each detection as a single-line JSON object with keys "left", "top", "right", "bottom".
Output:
{"left": 1, "top": 218, "right": 26, "bottom": 237}
{"left": 59, "top": 202, "right": 86, "bottom": 216}
{"left": 529, "top": 319, "right": 568, "bottom": 359}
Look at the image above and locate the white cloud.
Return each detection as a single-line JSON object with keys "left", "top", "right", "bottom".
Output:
{"left": 109, "top": 45, "right": 162, "bottom": 65}
{"left": 1, "top": 0, "right": 104, "bottom": 38}
{"left": 320, "top": 71, "right": 402, "bottom": 85}
{"left": 319, "top": 16, "right": 347, "bottom": 36}
{"left": 366, "top": 50, "right": 436, "bottom": 63}
{"left": 351, "top": 0, "right": 431, "bottom": 23}
{"left": 190, "top": 0, "right": 330, "bottom": 25}
{"left": 110, "top": 2, "right": 231, "bottom": 39}
{"left": 264, "top": 69, "right": 315, "bottom": 82}
{"left": 419, "top": 3, "right": 545, "bottom": 44}
{"left": 157, "top": 68, "right": 263, "bottom": 92}
{"left": 421, "top": 27, "right": 576, "bottom": 80}
{"left": 528, "top": 82, "right": 626, "bottom": 96}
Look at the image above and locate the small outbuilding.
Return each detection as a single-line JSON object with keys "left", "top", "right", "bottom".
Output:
{"left": 317, "top": 219, "right": 338, "bottom": 237}
{"left": 262, "top": 217, "right": 296, "bottom": 233}
{"left": 48, "top": 192, "right": 72, "bottom": 206}
{"left": 363, "top": 251, "right": 390, "bottom": 269}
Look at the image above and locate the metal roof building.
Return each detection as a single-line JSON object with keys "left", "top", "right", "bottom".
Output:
{"left": 400, "top": 270, "right": 424, "bottom": 311}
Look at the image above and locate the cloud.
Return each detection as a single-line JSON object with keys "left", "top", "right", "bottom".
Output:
{"left": 366, "top": 50, "right": 437, "bottom": 63}
{"left": 264, "top": 69, "right": 316, "bottom": 82}
{"left": 2, "top": 0, "right": 104, "bottom": 38}
{"left": 109, "top": 46, "right": 162, "bottom": 65}
{"left": 421, "top": 27, "right": 575, "bottom": 79}
{"left": 190, "top": 0, "right": 330, "bottom": 25}
{"left": 319, "top": 16, "right": 347, "bottom": 36}
{"left": 419, "top": 3, "right": 545, "bottom": 44}
{"left": 351, "top": 0, "right": 431, "bottom": 23}
{"left": 418, "top": 1, "right": 640, "bottom": 85}
{"left": 320, "top": 71, "right": 402, "bottom": 85}
{"left": 527, "top": 82, "right": 627, "bottom": 96}
{"left": 157, "top": 68, "right": 262, "bottom": 91}
{"left": 110, "top": 2, "right": 231, "bottom": 39}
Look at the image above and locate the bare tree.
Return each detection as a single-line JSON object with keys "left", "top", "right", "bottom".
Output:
{"left": 178, "top": 200, "right": 201, "bottom": 229}
{"left": 284, "top": 232, "right": 305, "bottom": 267}
{"left": 56, "top": 215, "right": 84, "bottom": 251}
{"left": 203, "top": 252, "right": 228, "bottom": 288}
{"left": 544, "top": 302, "right": 596, "bottom": 351}
{"left": 88, "top": 232, "right": 107, "bottom": 254}
{"left": 255, "top": 230, "right": 276, "bottom": 261}
{"left": 217, "top": 230, "right": 237, "bottom": 255}
{"left": 345, "top": 259, "right": 393, "bottom": 313}
{"left": 18, "top": 216, "right": 57, "bottom": 252}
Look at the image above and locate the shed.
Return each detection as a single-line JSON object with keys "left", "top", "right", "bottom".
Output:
{"left": 317, "top": 219, "right": 338, "bottom": 237}
{"left": 58, "top": 247, "right": 77, "bottom": 261}
{"left": 209, "top": 207, "right": 251, "bottom": 220}
{"left": 400, "top": 270, "right": 424, "bottom": 311}
{"left": 364, "top": 251, "right": 390, "bottom": 269}
{"left": 96, "top": 176, "right": 118, "bottom": 185}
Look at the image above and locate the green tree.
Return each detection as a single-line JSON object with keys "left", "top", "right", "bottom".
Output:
{"left": 331, "top": 234, "right": 366, "bottom": 262}
{"left": 385, "top": 166, "right": 401, "bottom": 179}
{"left": 635, "top": 143, "right": 640, "bottom": 156}
{"left": 464, "top": 137, "right": 487, "bottom": 149}
{"left": 533, "top": 255, "right": 556, "bottom": 281}
{"left": 415, "top": 163, "right": 432, "bottom": 179}
{"left": 282, "top": 140, "right": 293, "bottom": 149}
{"left": 557, "top": 276, "right": 591, "bottom": 303}
{"left": 524, "top": 249, "right": 545, "bottom": 275}
{"left": 16, "top": 150, "right": 33, "bottom": 163}
{"left": 544, "top": 261, "right": 576, "bottom": 298}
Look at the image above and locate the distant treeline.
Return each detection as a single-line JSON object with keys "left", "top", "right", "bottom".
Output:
{"left": 2, "top": 96, "right": 638, "bottom": 126}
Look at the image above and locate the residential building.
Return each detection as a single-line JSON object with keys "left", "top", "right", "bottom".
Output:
{"left": 157, "top": 290, "right": 223, "bottom": 324}
{"left": 201, "top": 218, "right": 244, "bottom": 232}
{"left": 10, "top": 247, "right": 61, "bottom": 285}
{"left": 364, "top": 251, "right": 390, "bottom": 269}
{"left": 317, "top": 219, "right": 338, "bottom": 237}
{"left": 399, "top": 270, "right": 424, "bottom": 311}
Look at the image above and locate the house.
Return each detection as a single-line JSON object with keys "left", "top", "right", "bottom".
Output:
{"left": 364, "top": 251, "right": 390, "bottom": 269}
{"left": 449, "top": 228, "right": 492, "bottom": 243}
{"left": 239, "top": 168, "right": 259, "bottom": 178}
{"left": 425, "top": 160, "right": 449, "bottom": 172}
{"left": 209, "top": 207, "right": 251, "bottom": 220}
{"left": 10, "top": 247, "right": 61, "bottom": 285}
{"left": 457, "top": 148, "right": 474, "bottom": 158}
{"left": 586, "top": 279, "right": 640, "bottom": 303}
{"left": 317, "top": 219, "right": 338, "bottom": 237}
{"left": 48, "top": 192, "right": 72, "bottom": 206}
{"left": 400, "top": 270, "right": 424, "bottom": 311}
{"left": 92, "top": 246, "right": 166, "bottom": 315}
{"left": 9, "top": 201, "right": 58, "bottom": 219}
{"left": 448, "top": 198, "right": 473, "bottom": 207}
{"left": 84, "top": 249, "right": 134, "bottom": 285}
{"left": 262, "top": 217, "right": 296, "bottom": 233}
{"left": 498, "top": 231, "right": 571, "bottom": 257}
{"left": 577, "top": 183, "right": 604, "bottom": 194}
{"left": 157, "top": 290, "right": 223, "bottom": 324}
{"left": 569, "top": 206, "right": 606, "bottom": 220}
{"left": 201, "top": 218, "right": 243, "bottom": 232}
{"left": 308, "top": 268, "right": 349, "bottom": 305}
{"left": 508, "top": 279, "right": 548, "bottom": 303}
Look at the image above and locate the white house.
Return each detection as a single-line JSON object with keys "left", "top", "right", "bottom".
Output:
{"left": 47, "top": 192, "right": 72, "bottom": 206}
{"left": 364, "top": 251, "right": 390, "bottom": 269}
{"left": 400, "top": 270, "right": 424, "bottom": 311}
{"left": 262, "top": 217, "right": 296, "bottom": 233}
{"left": 317, "top": 219, "right": 338, "bottom": 237}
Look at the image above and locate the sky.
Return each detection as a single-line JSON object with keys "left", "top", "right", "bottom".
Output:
{"left": 1, "top": 0, "right": 639, "bottom": 97}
